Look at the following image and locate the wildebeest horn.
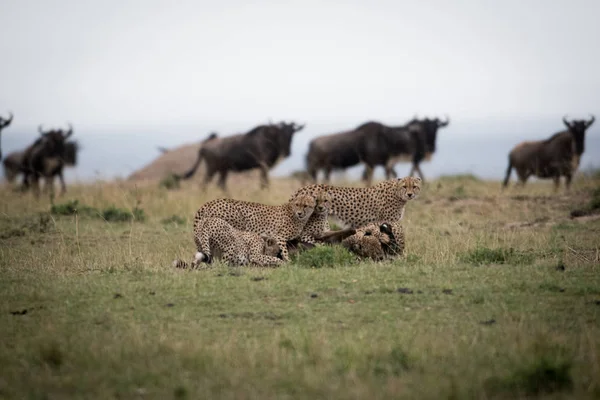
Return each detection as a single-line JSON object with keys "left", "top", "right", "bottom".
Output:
{"left": 294, "top": 123, "right": 306, "bottom": 132}
{"left": 38, "top": 125, "right": 45, "bottom": 135}
{"left": 586, "top": 114, "right": 595, "bottom": 128}
{"left": 439, "top": 114, "right": 450, "bottom": 127}
{"left": 562, "top": 115, "right": 572, "bottom": 129}
{"left": 5, "top": 111, "right": 13, "bottom": 123}
{"left": 63, "top": 123, "right": 73, "bottom": 138}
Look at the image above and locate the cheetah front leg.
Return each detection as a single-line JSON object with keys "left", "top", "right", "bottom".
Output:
{"left": 249, "top": 254, "right": 284, "bottom": 267}
{"left": 276, "top": 238, "right": 291, "bottom": 262}
{"left": 193, "top": 228, "right": 213, "bottom": 265}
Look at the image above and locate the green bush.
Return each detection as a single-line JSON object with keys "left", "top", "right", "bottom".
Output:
{"left": 460, "top": 247, "right": 535, "bottom": 266}
{"left": 159, "top": 174, "right": 180, "bottom": 190}
{"left": 294, "top": 245, "right": 356, "bottom": 268}
{"left": 50, "top": 200, "right": 97, "bottom": 216}
{"left": 102, "top": 206, "right": 146, "bottom": 222}
{"left": 49, "top": 200, "right": 145, "bottom": 222}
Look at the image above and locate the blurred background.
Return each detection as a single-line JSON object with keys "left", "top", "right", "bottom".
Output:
{"left": 1, "top": 0, "right": 599, "bottom": 182}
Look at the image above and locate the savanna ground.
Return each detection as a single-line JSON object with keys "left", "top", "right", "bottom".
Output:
{"left": 1, "top": 173, "right": 599, "bottom": 400}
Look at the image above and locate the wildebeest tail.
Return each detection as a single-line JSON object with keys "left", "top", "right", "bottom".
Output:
{"left": 178, "top": 133, "right": 218, "bottom": 180}
{"left": 179, "top": 151, "right": 203, "bottom": 180}
{"left": 502, "top": 155, "right": 513, "bottom": 187}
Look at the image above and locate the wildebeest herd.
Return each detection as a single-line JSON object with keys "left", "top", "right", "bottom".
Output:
{"left": 0, "top": 112, "right": 596, "bottom": 195}
{"left": 0, "top": 114, "right": 78, "bottom": 197}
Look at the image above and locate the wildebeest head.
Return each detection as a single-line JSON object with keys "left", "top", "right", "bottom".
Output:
{"left": 0, "top": 111, "right": 13, "bottom": 130}
{"left": 37, "top": 123, "right": 74, "bottom": 157}
{"left": 276, "top": 121, "right": 305, "bottom": 158}
{"left": 563, "top": 115, "right": 594, "bottom": 155}
{"left": 409, "top": 115, "right": 450, "bottom": 155}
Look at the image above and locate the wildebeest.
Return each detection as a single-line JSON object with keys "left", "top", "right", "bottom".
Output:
{"left": 306, "top": 120, "right": 426, "bottom": 186}
{"left": 3, "top": 143, "right": 78, "bottom": 186}
{"left": 0, "top": 111, "right": 14, "bottom": 161}
{"left": 381, "top": 115, "right": 450, "bottom": 181}
{"left": 15, "top": 123, "right": 76, "bottom": 197}
{"left": 177, "top": 122, "right": 304, "bottom": 191}
{"left": 503, "top": 115, "right": 595, "bottom": 190}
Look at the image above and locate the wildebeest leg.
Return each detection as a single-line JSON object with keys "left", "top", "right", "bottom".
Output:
{"left": 553, "top": 175, "right": 561, "bottom": 192}
{"left": 43, "top": 176, "right": 54, "bottom": 195}
{"left": 30, "top": 174, "right": 41, "bottom": 198}
{"left": 565, "top": 173, "right": 572, "bottom": 191}
{"left": 259, "top": 164, "right": 269, "bottom": 189}
{"left": 217, "top": 170, "right": 229, "bottom": 193}
{"left": 201, "top": 167, "right": 217, "bottom": 191}
{"left": 308, "top": 166, "right": 318, "bottom": 183}
{"left": 516, "top": 169, "right": 529, "bottom": 187}
{"left": 19, "top": 172, "right": 30, "bottom": 192}
{"left": 412, "top": 163, "right": 425, "bottom": 181}
{"left": 363, "top": 165, "right": 374, "bottom": 187}
{"left": 502, "top": 158, "right": 513, "bottom": 188}
{"left": 385, "top": 164, "right": 397, "bottom": 180}
{"left": 58, "top": 172, "right": 67, "bottom": 195}
{"left": 323, "top": 167, "right": 332, "bottom": 183}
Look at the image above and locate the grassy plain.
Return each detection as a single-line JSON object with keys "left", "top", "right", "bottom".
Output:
{"left": 1, "top": 174, "right": 599, "bottom": 399}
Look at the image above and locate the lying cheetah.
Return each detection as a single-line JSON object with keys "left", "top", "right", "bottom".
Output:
{"left": 341, "top": 222, "right": 405, "bottom": 261}
{"left": 172, "top": 217, "right": 283, "bottom": 268}
{"left": 298, "top": 177, "right": 420, "bottom": 229}
{"left": 194, "top": 194, "right": 316, "bottom": 261}
{"left": 288, "top": 185, "right": 333, "bottom": 243}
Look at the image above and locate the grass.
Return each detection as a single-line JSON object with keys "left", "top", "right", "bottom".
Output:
{"left": 1, "top": 174, "right": 599, "bottom": 399}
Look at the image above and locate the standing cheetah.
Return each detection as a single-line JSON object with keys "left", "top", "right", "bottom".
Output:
{"left": 295, "top": 176, "right": 421, "bottom": 229}
{"left": 172, "top": 217, "right": 283, "bottom": 268}
{"left": 194, "top": 194, "right": 316, "bottom": 261}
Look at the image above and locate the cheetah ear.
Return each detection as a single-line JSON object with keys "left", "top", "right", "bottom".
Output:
{"left": 414, "top": 177, "right": 422, "bottom": 183}
{"left": 380, "top": 223, "right": 393, "bottom": 235}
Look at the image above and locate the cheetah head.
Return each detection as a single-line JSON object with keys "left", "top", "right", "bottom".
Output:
{"left": 314, "top": 188, "right": 333, "bottom": 215}
{"left": 260, "top": 234, "right": 281, "bottom": 257}
{"left": 290, "top": 194, "right": 316, "bottom": 221}
{"left": 342, "top": 224, "right": 390, "bottom": 261}
{"left": 397, "top": 177, "right": 421, "bottom": 201}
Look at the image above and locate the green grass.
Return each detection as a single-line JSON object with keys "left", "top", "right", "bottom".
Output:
{"left": 1, "top": 176, "right": 599, "bottom": 399}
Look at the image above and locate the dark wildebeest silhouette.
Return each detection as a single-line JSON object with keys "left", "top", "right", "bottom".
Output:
{"left": 17, "top": 123, "right": 76, "bottom": 197}
{"left": 306, "top": 120, "right": 426, "bottom": 186}
{"left": 177, "top": 122, "right": 304, "bottom": 191}
{"left": 380, "top": 115, "right": 450, "bottom": 181}
{"left": 0, "top": 111, "right": 14, "bottom": 161}
{"left": 3, "top": 142, "right": 78, "bottom": 185}
{"left": 503, "top": 115, "right": 595, "bottom": 190}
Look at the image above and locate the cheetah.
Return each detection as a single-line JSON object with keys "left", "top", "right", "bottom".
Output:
{"left": 193, "top": 194, "right": 316, "bottom": 261}
{"left": 172, "top": 217, "right": 284, "bottom": 268}
{"left": 288, "top": 185, "right": 333, "bottom": 243}
{"left": 342, "top": 222, "right": 405, "bottom": 261}
{"left": 296, "top": 176, "right": 421, "bottom": 229}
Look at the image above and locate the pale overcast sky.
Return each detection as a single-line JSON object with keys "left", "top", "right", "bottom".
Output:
{"left": 1, "top": 0, "right": 599, "bottom": 130}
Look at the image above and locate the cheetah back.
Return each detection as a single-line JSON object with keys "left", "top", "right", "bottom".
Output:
{"left": 327, "top": 177, "right": 420, "bottom": 228}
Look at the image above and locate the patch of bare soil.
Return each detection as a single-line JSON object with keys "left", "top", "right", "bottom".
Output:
{"left": 127, "top": 140, "right": 263, "bottom": 184}
{"left": 128, "top": 141, "right": 202, "bottom": 181}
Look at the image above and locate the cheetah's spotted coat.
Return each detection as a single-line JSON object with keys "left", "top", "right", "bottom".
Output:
{"left": 193, "top": 194, "right": 316, "bottom": 261}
